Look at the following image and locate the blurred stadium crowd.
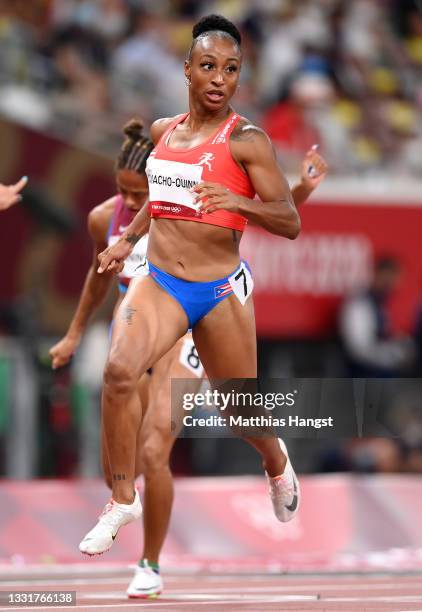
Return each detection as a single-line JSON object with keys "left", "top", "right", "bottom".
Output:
{"left": 0, "top": 0, "right": 421, "bottom": 174}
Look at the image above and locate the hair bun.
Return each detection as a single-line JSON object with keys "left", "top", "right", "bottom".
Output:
{"left": 192, "top": 14, "right": 241, "bottom": 46}
{"left": 123, "top": 118, "right": 144, "bottom": 141}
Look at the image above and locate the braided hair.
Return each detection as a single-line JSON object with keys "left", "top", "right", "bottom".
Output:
{"left": 116, "top": 119, "right": 154, "bottom": 175}
{"left": 189, "top": 14, "right": 242, "bottom": 59}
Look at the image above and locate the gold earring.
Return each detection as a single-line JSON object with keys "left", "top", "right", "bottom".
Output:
{"left": 185, "top": 77, "right": 191, "bottom": 86}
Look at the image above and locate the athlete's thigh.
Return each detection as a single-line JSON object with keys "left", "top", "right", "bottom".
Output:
{"left": 108, "top": 275, "right": 188, "bottom": 378}
{"left": 192, "top": 295, "right": 257, "bottom": 379}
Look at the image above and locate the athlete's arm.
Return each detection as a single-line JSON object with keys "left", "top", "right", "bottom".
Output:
{"left": 0, "top": 176, "right": 28, "bottom": 211}
{"left": 49, "top": 199, "right": 115, "bottom": 369}
{"left": 291, "top": 145, "right": 328, "bottom": 208}
{"left": 195, "top": 122, "right": 301, "bottom": 239}
{"left": 97, "top": 201, "right": 150, "bottom": 273}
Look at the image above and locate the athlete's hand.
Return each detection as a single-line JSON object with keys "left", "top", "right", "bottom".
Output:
{"left": 49, "top": 335, "right": 80, "bottom": 369}
{"left": 300, "top": 145, "right": 328, "bottom": 190}
{"left": 193, "top": 182, "right": 243, "bottom": 215}
{"left": 0, "top": 176, "right": 28, "bottom": 211}
{"left": 98, "top": 238, "right": 132, "bottom": 274}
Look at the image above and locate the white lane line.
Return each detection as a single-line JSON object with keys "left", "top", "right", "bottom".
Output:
{"left": 324, "top": 595, "right": 422, "bottom": 602}
{"left": 142, "top": 584, "right": 422, "bottom": 594}
{"left": 2, "top": 579, "right": 422, "bottom": 593}
{"left": 82, "top": 592, "right": 319, "bottom": 602}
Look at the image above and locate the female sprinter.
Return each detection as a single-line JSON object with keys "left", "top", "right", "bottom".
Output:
{"left": 51, "top": 125, "right": 326, "bottom": 599}
{"left": 79, "top": 12, "right": 328, "bottom": 588}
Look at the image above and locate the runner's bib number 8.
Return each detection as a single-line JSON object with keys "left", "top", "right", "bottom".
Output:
{"left": 179, "top": 338, "right": 204, "bottom": 378}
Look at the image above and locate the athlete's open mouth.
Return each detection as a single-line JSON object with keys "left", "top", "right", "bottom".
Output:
{"left": 205, "top": 90, "right": 224, "bottom": 103}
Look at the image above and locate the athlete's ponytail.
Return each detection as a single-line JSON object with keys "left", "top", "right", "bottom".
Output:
{"left": 117, "top": 118, "right": 154, "bottom": 175}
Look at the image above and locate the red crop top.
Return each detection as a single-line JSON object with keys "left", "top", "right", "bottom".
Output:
{"left": 146, "top": 111, "right": 256, "bottom": 232}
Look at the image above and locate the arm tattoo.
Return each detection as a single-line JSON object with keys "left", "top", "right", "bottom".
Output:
{"left": 122, "top": 305, "right": 136, "bottom": 325}
{"left": 230, "top": 121, "right": 260, "bottom": 142}
{"left": 113, "top": 473, "right": 126, "bottom": 481}
{"left": 125, "top": 233, "right": 141, "bottom": 245}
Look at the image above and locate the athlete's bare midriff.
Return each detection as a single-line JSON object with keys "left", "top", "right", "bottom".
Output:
{"left": 147, "top": 217, "right": 242, "bottom": 281}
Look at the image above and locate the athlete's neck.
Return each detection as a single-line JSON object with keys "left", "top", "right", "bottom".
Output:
{"left": 186, "top": 99, "right": 232, "bottom": 131}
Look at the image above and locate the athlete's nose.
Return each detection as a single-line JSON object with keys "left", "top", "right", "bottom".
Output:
{"left": 124, "top": 196, "right": 135, "bottom": 208}
{"left": 211, "top": 71, "right": 225, "bottom": 86}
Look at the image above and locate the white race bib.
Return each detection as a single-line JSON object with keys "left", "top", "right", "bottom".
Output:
{"left": 146, "top": 158, "right": 203, "bottom": 211}
{"left": 179, "top": 337, "right": 204, "bottom": 378}
{"left": 228, "top": 262, "right": 254, "bottom": 305}
{"left": 109, "top": 234, "right": 149, "bottom": 279}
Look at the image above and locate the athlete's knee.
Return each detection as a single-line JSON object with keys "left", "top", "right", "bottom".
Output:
{"left": 141, "top": 432, "right": 173, "bottom": 475}
{"left": 103, "top": 356, "right": 138, "bottom": 395}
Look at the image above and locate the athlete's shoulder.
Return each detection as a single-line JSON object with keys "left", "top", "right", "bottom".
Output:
{"left": 231, "top": 116, "right": 270, "bottom": 143}
{"left": 150, "top": 114, "right": 185, "bottom": 145}
{"left": 230, "top": 116, "right": 273, "bottom": 163}
{"left": 88, "top": 196, "right": 117, "bottom": 243}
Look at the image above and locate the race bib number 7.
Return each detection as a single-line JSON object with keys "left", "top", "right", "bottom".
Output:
{"left": 228, "top": 262, "right": 254, "bottom": 306}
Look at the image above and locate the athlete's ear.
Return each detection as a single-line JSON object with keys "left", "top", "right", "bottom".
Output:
{"left": 184, "top": 60, "right": 191, "bottom": 84}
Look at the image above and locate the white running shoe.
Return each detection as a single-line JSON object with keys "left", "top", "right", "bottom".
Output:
{"left": 126, "top": 562, "right": 163, "bottom": 599}
{"left": 267, "top": 438, "right": 301, "bottom": 522}
{"left": 79, "top": 489, "right": 142, "bottom": 556}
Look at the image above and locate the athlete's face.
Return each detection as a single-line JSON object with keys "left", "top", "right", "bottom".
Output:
{"left": 185, "top": 35, "right": 241, "bottom": 111}
{"left": 116, "top": 169, "right": 149, "bottom": 212}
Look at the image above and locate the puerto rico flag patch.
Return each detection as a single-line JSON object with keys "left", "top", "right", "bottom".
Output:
{"left": 214, "top": 282, "right": 233, "bottom": 299}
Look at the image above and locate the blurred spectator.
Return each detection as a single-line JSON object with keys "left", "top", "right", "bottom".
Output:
{"left": 339, "top": 256, "right": 414, "bottom": 377}
{"left": 262, "top": 69, "right": 346, "bottom": 172}
{"left": 47, "top": 25, "right": 113, "bottom": 145}
{"left": 51, "top": 0, "right": 129, "bottom": 44}
{"left": 256, "top": 1, "right": 331, "bottom": 104}
{"left": 112, "top": 8, "right": 186, "bottom": 117}
{"left": 262, "top": 74, "right": 324, "bottom": 170}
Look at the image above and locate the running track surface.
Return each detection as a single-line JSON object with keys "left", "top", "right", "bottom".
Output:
{"left": 1, "top": 566, "right": 422, "bottom": 611}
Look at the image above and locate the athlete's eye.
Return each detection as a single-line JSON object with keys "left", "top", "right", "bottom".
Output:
{"left": 200, "top": 62, "right": 214, "bottom": 70}
{"left": 226, "top": 65, "right": 238, "bottom": 73}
